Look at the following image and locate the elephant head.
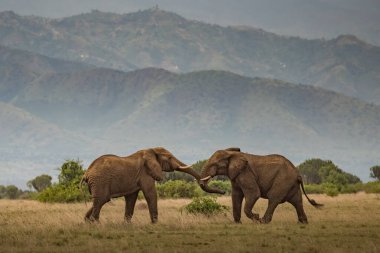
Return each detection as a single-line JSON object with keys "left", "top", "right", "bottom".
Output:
{"left": 199, "top": 148, "right": 245, "bottom": 189}
{"left": 142, "top": 147, "right": 225, "bottom": 194}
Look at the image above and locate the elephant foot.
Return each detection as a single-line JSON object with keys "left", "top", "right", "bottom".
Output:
{"left": 245, "top": 212, "right": 260, "bottom": 221}
{"left": 259, "top": 217, "right": 271, "bottom": 224}
{"left": 298, "top": 219, "right": 308, "bottom": 224}
{"left": 85, "top": 216, "right": 99, "bottom": 223}
{"left": 151, "top": 218, "right": 158, "bottom": 224}
{"left": 234, "top": 220, "right": 242, "bottom": 224}
{"left": 125, "top": 215, "right": 133, "bottom": 223}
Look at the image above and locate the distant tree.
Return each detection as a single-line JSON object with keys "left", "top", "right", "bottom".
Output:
{"left": 370, "top": 166, "right": 380, "bottom": 181}
{"left": 27, "top": 174, "right": 52, "bottom": 192}
{"left": 36, "top": 159, "right": 89, "bottom": 203}
{"left": 298, "top": 158, "right": 361, "bottom": 185}
{"left": 161, "top": 159, "right": 228, "bottom": 183}
{"left": 341, "top": 171, "right": 361, "bottom": 184}
{"left": 297, "top": 159, "right": 326, "bottom": 184}
{"left": 58, "top": 159, "right": 85, "bottom": 186}
{"left": 5, "top": 185, "right": 21, "bottom": 199}
{"left": 192, "top": 160, "right": 206, "bottom": 173}
{"left": 0, "top": 185, "right": 6, "bottom": 199}
{"left": 163, "top": 171, "right": 195, "bottom": 182}
{"left": 162, "top": 160, "right": 207, "bottom": 183}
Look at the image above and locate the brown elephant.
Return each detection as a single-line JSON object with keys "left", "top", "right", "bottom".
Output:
{"left": 80, "top": 147, "right": 223, "bottom": 223}
{"left": 199, "top": 148, "right": 322, "bottom": 224}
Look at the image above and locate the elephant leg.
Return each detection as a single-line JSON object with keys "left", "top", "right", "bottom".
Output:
{"left": 84, "top": 206, "right": 94, "bottom": 221}
{"left": 90, "top": 197, "right": 109, "bottom": 221}
{"left": 124, "top": 191, "right": 139, "bottom": 223}
{"left": 231, "top": 186, "right": 244, "bottom": 223}
{"left": 261, "top": 199, "right": 280, "bottom": 224}
{"left": 242, "top": 187, "right": 260, "bottom": 221}
{"left": 260, "top": 178, "right": 294, "bottom": 224}
{"left": 141, "top": 185, "right": 158, "bottom": 223}
{"left": 288, "top": 190, "right": 308, "bottom": 224}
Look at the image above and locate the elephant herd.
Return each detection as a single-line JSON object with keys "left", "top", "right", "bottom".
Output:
{"left": 80, "top": 147, "right": 322, "bottom": 224}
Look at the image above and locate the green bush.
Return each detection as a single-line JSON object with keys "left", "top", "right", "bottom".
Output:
{"left": 156, "top": 180, "right": 231, "bottom": 199}
{"left": 36, "top": 182, "right": 87, "bottom": 203}
{"left": 305, "top": 183, "right": 363, "bottom": 195}
{"left": 363, "top": 181, "right": 380, "bottom": 193}
{"left": 36, "top": 159, "right": 88, "bottom": 203}
{"left": 322, "top": 183, "right": 339, "bottom": 197}
{"left": 208, "top": 180, "right": 232, "bottom": 194}
{"left": 184, "top": 196, "right": 229, "bottom": 216}
{"left": 339, "top": 183, "right": 363, "bottom": 194}
{"left": 156, "top": 180, "right": 203, "bottom": 199}
{"left": 304, "top": 184, "right": 324, "bottom": 194}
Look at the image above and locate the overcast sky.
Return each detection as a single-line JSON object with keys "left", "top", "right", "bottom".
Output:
{"left": 0, "top": 0, "right": 379, "bottom": 44}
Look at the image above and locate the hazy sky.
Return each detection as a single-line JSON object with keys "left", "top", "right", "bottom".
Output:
{"left": 0, "top": 0, "right": 379, "bottom": 44}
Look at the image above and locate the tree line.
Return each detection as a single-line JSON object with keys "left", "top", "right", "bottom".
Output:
{"left": 1, "top": 159, "right": 379, "bottom": 201}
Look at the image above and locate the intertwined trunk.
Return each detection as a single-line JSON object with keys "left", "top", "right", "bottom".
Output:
{"left": 174, "top": 158, "right": 225, "bottom": 194}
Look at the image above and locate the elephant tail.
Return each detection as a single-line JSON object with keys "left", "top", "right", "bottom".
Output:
{"left": 298, "top": 176, "right": 323, "bottom": 208}
{"left": 79, "top": 175, "right": 89, "bottom": 206}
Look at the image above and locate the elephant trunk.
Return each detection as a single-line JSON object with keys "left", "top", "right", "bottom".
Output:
{"left": 198, "top": 165, "right": 226, "bottom": 194}
{"left": 173, "top": 158, "right": 225, "bottom": 195}
{"left": 199, "top": 180, "right": 225, "bottom": 194}
{"left": 182, "top": 167, "right": 225, "bottom": 194}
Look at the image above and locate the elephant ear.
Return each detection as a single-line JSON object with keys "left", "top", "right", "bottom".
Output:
{"left": 143, "top": 149, "right": 163, "bottom": 181}
{"left": 227, "top": 155, "right": 248, "bottom": 180}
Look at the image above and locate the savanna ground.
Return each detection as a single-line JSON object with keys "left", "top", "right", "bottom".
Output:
{"left": 0, "top": 193, "right": 379, "bottom": 253}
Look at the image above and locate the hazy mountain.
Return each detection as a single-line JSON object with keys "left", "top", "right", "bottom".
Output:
{"left": 0, "top": 101, "right": 91, "bottom": 186}
{"left": 1, "top": 51, "right": 379, "bottom": 186}
{"left": 1, "top": 0, "right": 379, "bottom": 46}
{"left": 0, "top": 102, "right": 87, "bottom": 153}
{"left": 0, "top": 9, "right": 379, "bottom": 104}
{"left": 0, "top": 45, "right": 92, "bottom": 101}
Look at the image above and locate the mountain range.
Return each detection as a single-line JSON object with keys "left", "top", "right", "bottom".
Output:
{"left": 0, "top": 9, "right": 379, "bottom": 187}
{"left": 0, "top": 8, "right": 379, "bottom": 104}
{"left": 1, "top": 45, "right": 379, "bottom": 187}
{"left": 1, "top": 0, "right": 379, "bottom": 46}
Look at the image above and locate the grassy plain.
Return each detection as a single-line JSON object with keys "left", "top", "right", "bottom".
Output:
{"left": 0, "top": 193, "right": 379, "bottom": 253}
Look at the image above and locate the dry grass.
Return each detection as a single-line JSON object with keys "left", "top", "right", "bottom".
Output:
{"left": 0, "top": 193, "right": 379, "bottom": 252}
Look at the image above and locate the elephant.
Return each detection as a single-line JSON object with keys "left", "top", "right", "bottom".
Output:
{"left": 199, "top": 148, "right": 322, "bottom": 224}
{"left": 80, "top": 147, "right": 223, "bottom": 223}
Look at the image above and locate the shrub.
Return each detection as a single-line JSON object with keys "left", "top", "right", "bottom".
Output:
{"left": 363, "top": 181, "right": 380, "bottom": 193}
{"left": 339, "top": 183, "right": 363, "bottom": 194}
{"left": 58, "top": 159, "right": 85, "bottom": 186}
{"left": 322, "top": 183, "right": 339, "bottom": 197}
{"left": 208, "top": 180, "right": 232, "bottom": 194}
{"left": 156, "top": 180, "right": 203, "bottom": 199}
{"left": 36, "top": 182, "right": 88, "bottom": 203}
{"left": 304, "top": 184, "right": 324, "bottom": 194}
{"left": 36, "top": 159, "right": 88, "bottom": 203}
{"left": 184, "top": 196, "right": 229, "bottom": 216}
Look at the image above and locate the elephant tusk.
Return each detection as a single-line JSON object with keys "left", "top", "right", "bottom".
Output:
{"left": 178, "top": 165, "right": 192, "bottom": 170}
{"left": 200, "top": 176, "right": 212, "bottom": 181}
